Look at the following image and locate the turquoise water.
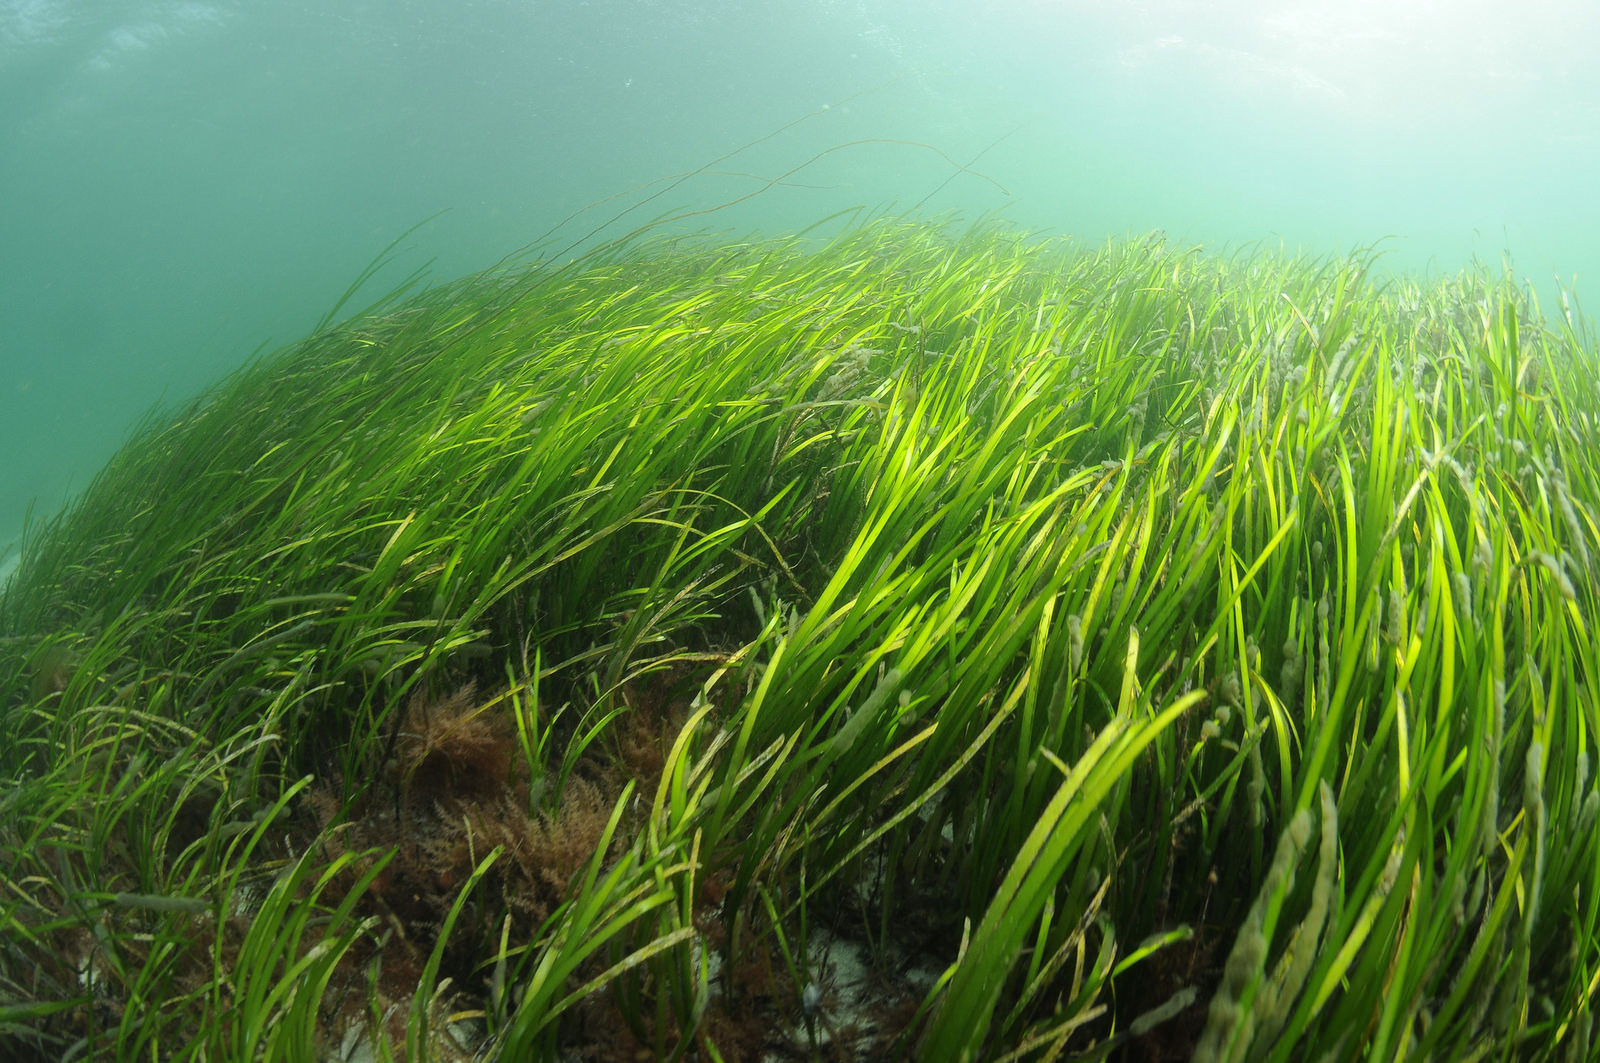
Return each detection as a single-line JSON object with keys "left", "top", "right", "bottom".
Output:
{"left": 4, "top": 0, "right": 1598, "bottom": 579}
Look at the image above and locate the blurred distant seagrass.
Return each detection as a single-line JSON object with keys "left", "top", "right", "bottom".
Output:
{"left": 0, "top": 218, "right": 1597, "bottom": 1061}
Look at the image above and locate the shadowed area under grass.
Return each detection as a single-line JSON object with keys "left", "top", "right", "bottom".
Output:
{"left": 1, "top": 219, "right": 1597, "bottom": 1061}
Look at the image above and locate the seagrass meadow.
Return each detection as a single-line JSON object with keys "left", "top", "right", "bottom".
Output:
{"left": 2, "top": 218, "right": 1599, "bottom": 1062}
